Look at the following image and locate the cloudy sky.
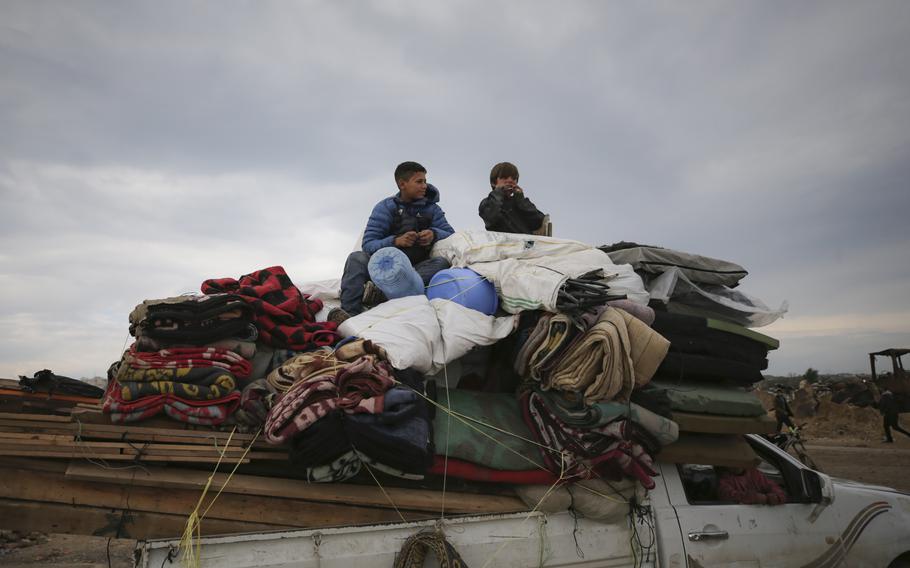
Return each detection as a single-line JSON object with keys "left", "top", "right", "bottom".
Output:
{"left": 2, "top": 1, "right": 909, "bottom": 380}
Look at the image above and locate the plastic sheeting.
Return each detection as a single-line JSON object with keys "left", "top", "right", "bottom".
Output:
{"left": 648, "top": 267, "right": 787, "bottom": 328}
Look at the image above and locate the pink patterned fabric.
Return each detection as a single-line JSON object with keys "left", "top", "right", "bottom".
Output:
{"left": 122, "top": 344, "right": 252, "bottom": 379}
{"left": 102, "top": 379, "right": 240, "bottom": 425}
{"left": 521, "top": 391, "right": 658, "bottom": 489}
{"left": 264, "top": 355, "right": 395, "bottom": 445}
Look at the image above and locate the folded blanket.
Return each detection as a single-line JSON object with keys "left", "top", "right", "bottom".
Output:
{"left": 433, "top": 388, "right": 543, "bottom": 471}
{"left": 336, "top": 355, "right": 396, "bottom": 413}
{"left": 121, "top": 345, "right": 252, "bottom": 380}
{"left": 544, "top": 307, "right": 634, "bottom": 403}
{"left": 264, "top": 375, "right": 338, "bottom": 444}
{"left": 201, "top": 266, "right": 341, "bottom": 350}
{"left": 522, "top": 391, "right": 659, "bottom": 489}
{"left": 514, "top": 313, "right": 552, "bottom": 377}
{"left": 266, "top": 349, "right": 342, "bottom": 393}
{"left": 103, "top": 379, "right": 240, "bottom": 425}
{"left": 135, "top": 336, "right": 258, "bottom": 359}
{"left": 132, "top": 294, "right": 256, "bottom": 344}
{"left": 304, "top": 450, "right": 362, "bottom": 483}
{"left": 290, "top": 411, "right": 352, "bottom": 467}
{"left": 234, "top": 378, "right": 279, "bottom": 429}
{"left": 544, "top": 307, "right": 669, "bottom": 404}
{"left": 527, "top": 314, "right": 576, "bottom": 381}
{"left": 263, "top": 355, "right": 394, "bottom": 444}
{"left": 531, "top": 387, "right": 678, "bottom": 445}
{"left": 115, "top": 367, "right": 238, "bottom": 401}
{"left": 429, "top": 456, "right": 559, "bottom": 485}
{"left": 345, "top": 386, "right": 433, "bottom": 475}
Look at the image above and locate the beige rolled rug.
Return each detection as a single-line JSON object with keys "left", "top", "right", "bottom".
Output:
{"left": 544, "top": 307, "right": 670, "bottom": 404}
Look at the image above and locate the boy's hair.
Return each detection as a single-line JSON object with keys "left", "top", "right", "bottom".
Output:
{"left": 490, "top": 162, "right": 520, "bottom": 188}
{"left": 394, "top": 161, "right": 427, "bottom": 184}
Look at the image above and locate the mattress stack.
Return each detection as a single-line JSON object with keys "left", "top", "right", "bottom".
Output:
{"left": 602, "top": 243, "right": 783, "bottom": 456}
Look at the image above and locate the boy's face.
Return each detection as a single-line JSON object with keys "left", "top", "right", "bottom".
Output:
{"left": 397, "top": 172, "right": 427, "bottom": 202}
{"left": 494, "top": 174, "right": 518, "bottom": 189}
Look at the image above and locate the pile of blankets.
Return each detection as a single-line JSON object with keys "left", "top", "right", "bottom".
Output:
{"left": 262, "top": 354, "right": 434, "bottom": 482}
{"left": 104, "top": 266, "right": 341, "bottom": 425}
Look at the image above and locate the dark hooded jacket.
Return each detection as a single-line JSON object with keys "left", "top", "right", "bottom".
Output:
{"left": 478, "top": 187, "right": 546, "bottom": 234}
{"left": 362, "top": 183, "right": 454, "bottom": 264}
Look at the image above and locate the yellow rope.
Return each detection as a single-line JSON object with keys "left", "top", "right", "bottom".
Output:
{"left": 357, "top": 450, "right": 408, "bottom": 524}
{"left": 179, "top": 427, "right": 259, "bottom": 568}
{"left": 480, "top": 454, "right": 570, "bottom": 568}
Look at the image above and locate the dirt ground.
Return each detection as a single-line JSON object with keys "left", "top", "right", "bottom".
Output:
{"left": 3, "top": 393, "right": 910, "bottom": 567}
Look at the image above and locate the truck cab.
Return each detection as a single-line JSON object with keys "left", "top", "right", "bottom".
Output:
{"left": 653, "top": 434, "right": 910, "bottom": 568}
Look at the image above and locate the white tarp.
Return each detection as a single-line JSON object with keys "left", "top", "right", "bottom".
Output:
{"left": 338, "top": 295, "right": 517, "bottom": 374}
{"left": 468, "top": 248, "right": 650, "bottom": 313}
{"left": 431, "top": 230, "right": 592, "bottom": 266}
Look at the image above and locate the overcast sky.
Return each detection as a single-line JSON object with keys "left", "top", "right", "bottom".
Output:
{"left": 2, "top": 1, "right": 909, "bottom": 380}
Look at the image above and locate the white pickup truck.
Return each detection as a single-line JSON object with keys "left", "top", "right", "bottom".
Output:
{"left": 137, "top": 435, "right": 910, "bottom": 568}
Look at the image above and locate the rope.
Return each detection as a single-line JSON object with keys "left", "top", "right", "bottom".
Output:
{"left": 179, "top": 427, "right": 259, "bottom": 568}
{"left": 356, "top": 449, "right": 408, "bottom": 524}
{"left": 439, "top": 334, "right": 452, "bottom": 519}
{"left": 394, "top": 527, "right": 470, "bottom": 568}
{"left": 479, "top": 455, "right": 569, "bottom": 568}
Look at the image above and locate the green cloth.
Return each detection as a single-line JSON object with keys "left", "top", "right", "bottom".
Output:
{"left": 705, "top": 318, "right": 779, "bottom": 350}
{"left": 535, "top": 388, "right": 678, "bottom": 445}
{"left": 644, "top": 380, "right": 766, "bottom": 417}
{"left": 433, "top": 388, "right": 543, "bottom": 471}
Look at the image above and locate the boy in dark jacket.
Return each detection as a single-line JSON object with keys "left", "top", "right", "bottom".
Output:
{"left": 338, "top": 162, "right": 454, "bottom": 317}
{"left": 478, "top": 162, "right": 548, "bottom": 235}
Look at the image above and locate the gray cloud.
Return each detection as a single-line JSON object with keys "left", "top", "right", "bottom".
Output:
{"left": 2, "top": 0, "right": 909, "bottom": 378}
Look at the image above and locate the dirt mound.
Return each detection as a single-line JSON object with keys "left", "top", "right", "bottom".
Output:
{"left": 755, "top": 387, "right": 884, "bottom": 445}
{"left": 801, "top": 397, "right": 881, "bottom": 442}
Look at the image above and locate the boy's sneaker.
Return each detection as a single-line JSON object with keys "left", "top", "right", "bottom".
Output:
{"left": 327, "top": 308, "right": 351, "bottom": 325}
{"left": 362, "top": 281, "right": 387, "bottom": 307}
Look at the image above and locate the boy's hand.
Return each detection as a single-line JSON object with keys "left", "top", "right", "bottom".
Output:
{"left": 495, "top": 184, "right": 522, "bottom": 197}
{"left": 395, "top": 231, "right": 418, "bottom": 248}
{"left": 417, "top": 229, "right": 435, "bottom": 246}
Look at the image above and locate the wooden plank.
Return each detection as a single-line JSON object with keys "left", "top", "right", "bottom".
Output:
{"left": 671, "top": 411, "right": 777, "bottom": 435}
{"left": 0, "top": 388, "right": 100, "bottom": 404}
{"left": 0, "top": 467, "right": 434, "bottom": 528}
{"left": 0, "top": 456, "right": 71, "bottom": 472}
{"left": 0, "top": 418, "right": 268, "bottom": 447}
{"left": 0, "top": 498, "right": 289, "bottom": 539}
{"left": 0, "top": 411, "right": 73, "bottom": 422}
{"left": 66, "top": 461, "right": 529, "bottom": 515}
{"left": 660, "top": 433, "right": 760, "bottom": 469}
{"left": 0, "top": 450, "right": 249, "bottom": 463}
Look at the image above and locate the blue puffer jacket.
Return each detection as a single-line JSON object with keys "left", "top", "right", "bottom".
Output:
{"left": 362, "top": 183, "right": 455, "bottom": 256}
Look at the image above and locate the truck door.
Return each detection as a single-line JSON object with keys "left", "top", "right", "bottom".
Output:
{"left": 661, "top": 439, "right": 848, "bottom": 567}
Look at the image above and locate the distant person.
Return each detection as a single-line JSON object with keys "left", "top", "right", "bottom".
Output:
{"left": 879, "top": 389, "right": 910, "bottom": 443}
{"left": 773, "top": 390, "right": 795, "bottom": 432}
{"left": 716, "top": 466, "right": 787, "bottom": 505}
{"left": 478, "top": 162, "right": 548, "bottom": 235}
{"left": 333, "top": 162, "right": 454, "bottom": 321}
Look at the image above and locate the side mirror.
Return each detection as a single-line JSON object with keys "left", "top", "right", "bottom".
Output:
{"left": 818, "top": 472, "right": 835, "bottom": 506}
{"left": 806, "top": 471, "right": 834, "bottom": 522}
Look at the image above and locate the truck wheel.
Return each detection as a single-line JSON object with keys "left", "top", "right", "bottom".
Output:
{"left": 889, "top": 553, "right": 910, "bottom": 568}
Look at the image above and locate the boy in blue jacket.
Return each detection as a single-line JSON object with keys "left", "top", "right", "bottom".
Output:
{"left": 337, "top": 162, "right": 454, "bottom": 317}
